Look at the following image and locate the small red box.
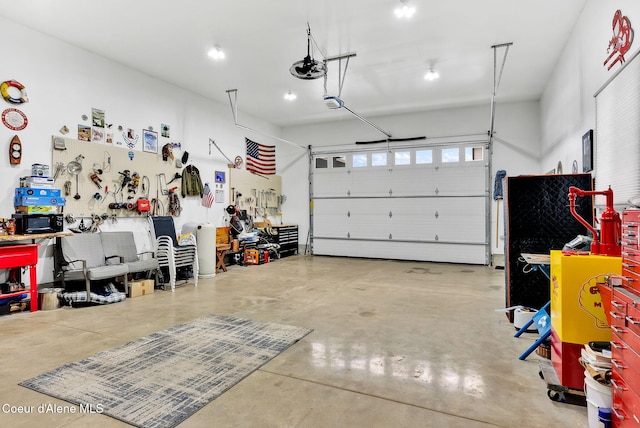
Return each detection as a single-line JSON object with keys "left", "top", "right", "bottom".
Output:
{"left": 137, "top": 199, "right": 150, "bottom": 212}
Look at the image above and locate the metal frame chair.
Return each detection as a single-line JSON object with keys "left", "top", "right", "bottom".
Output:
{"left": 60, "top": 233, "right": 129, "bottom": 297}
{"left": 100, "top": 231, "right": 159, "bottom": 281}
{"left": 148, "top": 216, "right": 198, "bottom": 291}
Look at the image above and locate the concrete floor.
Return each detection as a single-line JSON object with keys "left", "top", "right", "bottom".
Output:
{"left": 0, "top": 255, "right": 588, "bottom": 427}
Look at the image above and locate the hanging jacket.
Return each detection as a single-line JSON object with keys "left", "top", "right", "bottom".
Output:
{"left": 181, "top": 165, "right": 204, "bottom": 197}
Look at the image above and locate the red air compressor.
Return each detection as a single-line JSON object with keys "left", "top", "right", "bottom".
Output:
{"left": 567, "top": 186, "right": 621, "bottom": 256}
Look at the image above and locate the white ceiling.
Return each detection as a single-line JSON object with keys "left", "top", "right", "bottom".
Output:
{"left": 0, "top": 0, "right": 587, "bottom": 128}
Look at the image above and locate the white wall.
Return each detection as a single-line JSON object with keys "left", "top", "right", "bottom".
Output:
{"left": 0, "top": 17, "right": 297, "bottom": 285}
{"left": 282, "top": 100, "right": 542, "bottom": 255}
{"left": 540, "top": 1, "right": 640, "bottom": 175}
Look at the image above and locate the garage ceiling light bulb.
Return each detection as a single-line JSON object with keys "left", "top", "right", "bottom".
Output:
{"left": 208, "top": 45, "right": 225, "bottom": 60}
{"left": 424, "top": 68, "right": 439, "bottom": 81}
{"left": 394, "top": 0, "right": 416, "bottom": 18}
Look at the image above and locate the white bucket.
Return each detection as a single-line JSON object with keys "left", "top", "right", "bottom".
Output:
{"left": 514, "top": 307, "right": 538, "bottom": 332}
{"left": 584, "top": 371, "right": 612, "bottom": 428}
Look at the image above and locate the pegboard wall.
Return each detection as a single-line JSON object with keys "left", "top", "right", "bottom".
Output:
{"left": 50, "top": 136, "right": 184, "bottom": 217}
{"left": 229, "top": 168, "right": 282, "bottom": 218}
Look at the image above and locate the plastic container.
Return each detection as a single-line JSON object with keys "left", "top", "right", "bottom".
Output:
{"left": 585, "top": 371, "right": 612, "bottom": 428}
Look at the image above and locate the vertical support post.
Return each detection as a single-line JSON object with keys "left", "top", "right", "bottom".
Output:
{"left": 488, "top": 42, "right": 513, "bottom": 266}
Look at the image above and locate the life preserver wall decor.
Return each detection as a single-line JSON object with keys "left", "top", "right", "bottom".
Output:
{"left": 0, "top": 79, "right": 28, "bottom": 104}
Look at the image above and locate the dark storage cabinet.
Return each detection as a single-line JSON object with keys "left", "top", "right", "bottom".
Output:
{"left": 504, "top": 174, "right": 593, "bottom": 319}
{"left": 273, "top": 225, "right": 298, "bottom": 257}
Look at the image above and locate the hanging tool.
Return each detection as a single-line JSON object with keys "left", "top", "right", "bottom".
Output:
{"left": 140, "top": 175, "right": 150, "bottom": 198}
{"left": 89, "top": 170, "right": 102, "bottom": 189}
{"left": 168, "top": 187, "right": 181, "bottom": 216}
{"left": 167, "top": 172, "right": 182, "bottom": 184}
{"left": 128, "top": 172, "right": 140, "bottom": 196}
{"left": 67, "top": 155, "right": 84, "bottom": 200}
{"left": 53, "top": 162, "right": 66, "bottom": 180}
{"left": 73, "top": 174, "right": 81, "bottom": 200}
{"left": 119, "top": 169, "right": 131, "bottom": 186}
{"left": 103, "top": 151, "right": 112, "bottom": 173}
{"left": 158, "top": 173, "right": 168, "bottom": 195}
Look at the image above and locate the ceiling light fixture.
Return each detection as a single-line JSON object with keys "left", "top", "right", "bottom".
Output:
{"left": 394, "top": 0, "right": 416, "bottom": 18}
{"left": 207, "top": 45, "right": 225, "bottom": 60}
{"left": 284, "top": 91, "right": 297, "bottom": 101}
{"left": 424, "top": 68, "right": 439, "bottom": 81}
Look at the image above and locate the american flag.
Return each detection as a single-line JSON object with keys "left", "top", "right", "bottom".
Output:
{"left": 246, "top": 138, "right": 276, "bottom": 175}
{"left": 201, "top": 183, "right": 214, "bottom": 208}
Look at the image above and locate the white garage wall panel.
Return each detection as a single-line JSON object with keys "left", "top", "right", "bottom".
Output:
{"left": 310, "top": 142, "right": 489, "bottom": 264}
{"left": 595, "top": 50, "right": 640, "bottom": 206}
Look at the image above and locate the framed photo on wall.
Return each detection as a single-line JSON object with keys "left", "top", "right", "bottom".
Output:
{"left": 143, "top": 129, "right": 158, "bottom": 154}
{"left": 582, "top": 129, "right": 593, "bottom": 172}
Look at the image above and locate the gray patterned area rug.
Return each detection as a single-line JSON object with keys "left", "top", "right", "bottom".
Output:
{"left": 19, "top": 314, "right": 312, "bottom": 428}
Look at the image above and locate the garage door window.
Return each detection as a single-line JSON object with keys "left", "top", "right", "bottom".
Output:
{"left": 315, "top": 157, "right": 328, "bottom": 168}
{"left": 442, "top": 148, "right": 459, "bottom": 163}
{"left": 416, "top": 150, "right": 433, "bottom": 164}
{"left": 372, "top": 153, "right": 387, "bottom": 166}
{"left": 353, "top": 154, "right": 367, "bottom": 167}
{"left": 333, "top": 156, "right": 346, "bottom": 167}
{"left": 465, "top": 147, "right": 483, "bottom": 162}
{"left": 395, "top": 151, "right": 410, "bottom": 165}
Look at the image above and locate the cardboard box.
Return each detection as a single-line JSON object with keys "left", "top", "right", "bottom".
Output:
{"left": 128, "top": 279, "right": 155, "bottom": 298}
{"left": 14, "top": 196, "right": 66, "bottom": 206}
{"left": 15, "top": 187, "right": 61, "bottom": 198}
{"left": 31, "top": 164, "right": 50, "bottom": 177}
{"left": 20, "top": 177, "right": 55, "bottom": 188}
{"left": 14, "top": 206, "right": 61, "bottom": 214}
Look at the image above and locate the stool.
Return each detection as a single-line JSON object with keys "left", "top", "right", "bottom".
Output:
{"left": 216, "top": 243, "right": 230, "bottom": 273}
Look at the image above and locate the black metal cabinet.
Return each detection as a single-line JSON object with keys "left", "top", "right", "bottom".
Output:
{"left": 272, "top": 225, "right": 298, "bottom": 257}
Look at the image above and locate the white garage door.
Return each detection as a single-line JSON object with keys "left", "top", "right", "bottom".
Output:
{"left": 310, "top": 141, "right": 489, "bottom": 264}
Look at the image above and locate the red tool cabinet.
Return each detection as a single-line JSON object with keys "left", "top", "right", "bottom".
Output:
{"left": 611, "top": 209, "right": 640, "bottom": 426}
{"left": 0, "top": 244, "right": 39, "bottom": 312}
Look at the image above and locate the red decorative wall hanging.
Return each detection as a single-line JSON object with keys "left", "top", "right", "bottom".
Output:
{"left": 604, "top": 9, "right": 634, "bottom": 70}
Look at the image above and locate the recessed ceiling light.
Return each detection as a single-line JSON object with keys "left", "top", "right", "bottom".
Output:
{"left": 284, "top": 91, "right": 297, "bottom": 101}
{"left": 207, "top": 45, "right": 225, "bottom": 60}
{"left": 424, "top": 68, "right": 439, "bottom": 81}
{"left": 394, "top": 0, "right": 416, "bottom": 18}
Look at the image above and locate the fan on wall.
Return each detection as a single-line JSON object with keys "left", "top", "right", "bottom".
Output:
{"left": 289, "top": 24, "right": 327, "bottom": 80}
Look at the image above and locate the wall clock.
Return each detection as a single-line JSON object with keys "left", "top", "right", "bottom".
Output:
{"left": 2, "top": 108, "right": 28, "bottom": 131}
{"left": 9, "top": 135, "right": 21, "bottom": 165}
